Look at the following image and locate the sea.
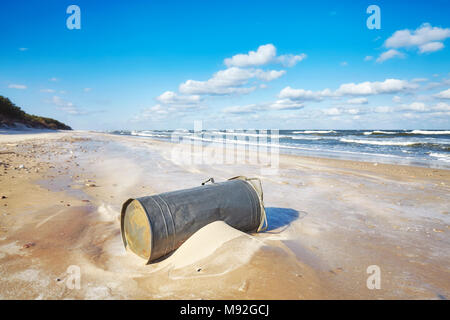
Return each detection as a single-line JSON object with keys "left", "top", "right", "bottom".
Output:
{"left": 109, "top": 129, "right": 450, "bottom": 169}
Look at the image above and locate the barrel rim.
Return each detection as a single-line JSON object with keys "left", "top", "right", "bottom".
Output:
{"left": 121, "top": 198, "right": 153, "bottom": 262}
{"left": 228, "top": 176, "right": 267, "bottom": 232}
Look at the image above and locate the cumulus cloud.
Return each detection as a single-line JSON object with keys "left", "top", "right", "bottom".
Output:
{"left": 322, "top": 108, "right": 342, "bottom": 116}
{"left": 276, "top": 53, "right": 307, "bottom": 67}
{"left": 374, "top": 106, "right": 394, "bottom": 113}
{"left": 40, "top": 89, "right": 55, "bottom": 93}
{"left": 156, "top": 91, "right": 202, "bottom": 105}
{"left": 224, "top": 44, "right": 276, "bottom": 67}
{"left": 392, "top": 95, "right": 402, "bottom": 103}
{"left": 255, "top": 69, "right": 286, "bottom": 81}
{"left": 278, "top": 86, "right": 334, "bottom": 101}
{"left": 268, "top": 99, "right": 304, "bottom": 110}
{"left": 335, "top": 79, "right": 417, "bottom": 96}
{"left": 222, "top": 99, "right": 304, "bottom": 114}
{"left": 376, "top": 49, "right": 405, "bottom": 63}
{"left": 385, "top": 23, "right": 450, "bottom": 50}
{"left": 400, "top": 101, "right": 450, "bottom": 113}
{"left": 435, "top": 88, "right": 450, "bottom": 99}
{"left": 279, "top": 79, "right": 417, "bottom": 103}
{"left": 322, "top": 107, "right": 364, "bottom": 116}
{"left": 346, "top": 97, "right": 368, "bottom": 105}
{"left": 8, "top": 84, "right": 27, "bottom": 89}
{"left": 371, "top": 102, "right": 450, "bottom": 115}
{"left": 375, "top": 24, "right": 450, "bottom": 63}
{"left": 364, "top": 56, "right": 373, "bottom": 61}
{"left": 224, "top": 44, "right": 306, "bottom": 68}
{"left": 419, "top": 41, "right": 444, "bottom": 53}
{"left": 179, "top": 67, "right": 284, "bottom": 95}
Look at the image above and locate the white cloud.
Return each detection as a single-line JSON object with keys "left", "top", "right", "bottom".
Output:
{"left": 346, "top": 97, "right": 368, "bottom": 105}
{"left": 222, "top": 99, "right": 304, "bottom": 114}
{"left": 278, "top": 79, "right": 417, "bottom": 108}
{"left": 276, "top": 53, "right": 307, "bottom": 67}
{"left": 84, "top": 87, "right": 92, "bottom": 92}
{"left": 322, "top": 107, "right": 364, "bottom": 116}
{"left": 381, "top": 23, "right": 450, "bottom": 58}
{"left": 179, "top": 67, "right": 283, "bottom": 95}
{"left": 335, "top": 79, "right": 417, "bottom": 96}
{"left": 400, "top": 101, "right": 450, "bottom": 113}
{"left": 224, "top": 44, "right": 276, "bottom": 67}
{"left": 419, "top": 41, "right": 445, "bottom": 53}
{"left": 49, "top": 77, "right": 59, "bottom": 82}
{"left": 268, "top": 99, "right": 304, "bottom": 110}
{"left": 374, "top": 106, "right": 394, "bottom": 113}
{"left": 435, "top": 88, "right": 450, "bottom": 99}
{"left": 376, "top": 49, "right": 405, "bottom": 63}
{"left": 340, "top": 61, "right": 348, "bottom": 66}
{"left": 18, "top": 47, "right": 28, "bottom": 51}
{"left": 364, "top": 56, "right": 373, "bottom": 61}
{"left": 424, "top": 78, "right": 450, "bottom": 90}
{"left": 385, "top": 23, "right": 450, "bottom": 50}
{"left": 323, "top": 108, "right": 342, "bottom": 116}
{"left": 255, "top": 69, "right": 286, "bottom": 81}
{"left": 278, "top": 86, "right": 333, "bottom": 101}
{"left": 392, "top": 95, "right": 402, "bottom": 103}
{"left": 8, "top": 84, "right": 27, "bottom": 89}
{"left": 224, "top": 44, "right": 306, "bottom": 68}
{"left": 156, "top": 91, "right": 202, "bottom": 105}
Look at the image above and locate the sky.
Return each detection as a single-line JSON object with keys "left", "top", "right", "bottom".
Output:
{"left": 1, "top": 0, "right": 450, "bottom": 130}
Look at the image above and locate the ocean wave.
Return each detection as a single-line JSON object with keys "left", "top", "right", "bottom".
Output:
{"left": 340, "top": 138, "right": 450, "bottom": 150}
{"left": 206, "top": 131, "right": 290, "bottom": 139}
{"left": 428, "top": 153, "right": 450, "bottom": 162}
{"left": 293, "top": 130, "right": 336, "bottom": 134}
{"left": 290, "top": 136, "right": 322, "bottom": 140}
{"left": 340, "top": 138, "right": 421, "bottom": 146}
{"left": 363, "top": 131, "right": 398, "bottom": 135}
{"left": 409, "top": 130, "right": 450, "bottom": 135}
{"left": 131, "top": 131, "right": 170, "bottom": 138}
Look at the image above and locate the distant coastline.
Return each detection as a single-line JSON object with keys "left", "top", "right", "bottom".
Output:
{"left": 0, "top": 95, "right": 71, "bottom": 130}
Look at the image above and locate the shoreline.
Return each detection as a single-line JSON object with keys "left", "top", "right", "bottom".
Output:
{"left": 108, "top": 130, "right": 450, "bottom": 170}
{"left": 0, "top": 130, "right": 449, "bottom": 299}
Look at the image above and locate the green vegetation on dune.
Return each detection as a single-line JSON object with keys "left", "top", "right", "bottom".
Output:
{"left": 0, "top": 95, "right": 72, "bottom": 130}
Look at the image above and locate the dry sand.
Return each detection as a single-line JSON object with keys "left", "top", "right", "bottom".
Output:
{"left": 0, "top": 130, "right": 448, "bottom": 299}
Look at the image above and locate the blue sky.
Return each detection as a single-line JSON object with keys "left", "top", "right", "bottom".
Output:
{"left": 1, "top": 0, "right": 449, "bottom": 130}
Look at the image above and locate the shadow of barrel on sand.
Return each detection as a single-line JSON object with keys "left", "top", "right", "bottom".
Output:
{"left": 265, "top": 207, "right": 307, "bottom": 232}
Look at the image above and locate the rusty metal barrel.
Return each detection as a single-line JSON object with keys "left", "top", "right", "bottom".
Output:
{"left": 120, "top": 176, "right": 267, "bottom": 263}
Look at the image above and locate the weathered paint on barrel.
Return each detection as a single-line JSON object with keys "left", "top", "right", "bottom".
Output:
{"left": 120, "top": 176, "right": 266, "bottom": 263}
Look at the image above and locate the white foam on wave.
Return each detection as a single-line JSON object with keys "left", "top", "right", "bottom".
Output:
{"left": 131, "top": 131, "right": 169, "bottom": 138}
{"left": 363, "top": 131, "right": 398, "bottom": 135}
{"left": 410, "top": 130, "right": 450, "bottom": 135}
{"left": 208, "top": 131, "right": 289, "bottom": 139}
{"left": 340, "top": 138, "right": 420, "bottom": 146}
{"left": 293, "top": 130, "right": 336, "bottom": 134}
{"left": 428, "top": 152, "right": 450, "bottom": 162}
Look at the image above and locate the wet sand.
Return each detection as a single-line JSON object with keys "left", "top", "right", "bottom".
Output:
{"left": 0, "top": 130, "right": 449, "bottom": 299}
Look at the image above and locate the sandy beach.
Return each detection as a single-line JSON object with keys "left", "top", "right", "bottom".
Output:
{"left": 0, "top": 130, "right": 449, "bottom": 300}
